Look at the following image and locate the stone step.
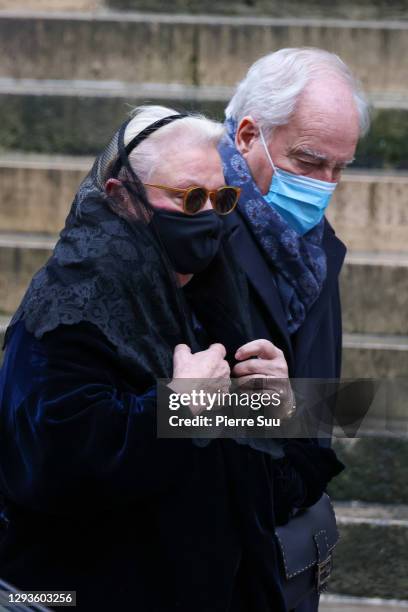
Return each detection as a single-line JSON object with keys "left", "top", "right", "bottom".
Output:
{"left": 326, "top": 172, "right": 408, "bottom": 252}
{"left": 327, "top": 502, "right": 408, "bottom": 600}
{"left": 0, "top": 80, "right": 406, "bottom": 168}
{"left": 1, "top": 77, "right": 406, "bottom": 111}
{"left": 0, "top": 79, "right": 226, "bottom": 155}
{"left": 1, "top": 155, "right": 407, "bottom": 250}
{"left": 107, "top": 0, "right": 408, "bottom": 22}
{"left": 1, "top": 11, "right": 407, "bottom": 97}
{"left": 321, "top": 595, "right": 408, "bottom": 612}
{"left": 329, "top": 438, "right": 408, "bottom": 505}
{"left": 2, "top": 0, "right": 408, "bottom": 22}
{"left": 0, "top": 233, "right": 407, "bottom": 335}
{"left": 334, "top": 501, "right": 408, "bottom": 525}
{"left": 0, "top": 154, "right": 92, "bottom": 234}
{"left": 1, "top": 0, "right": 99, "bottom": 9}
{"left": 341, "top": 253, "right": 408, "bottom": 335}
{"left": 342, "top": 333, "right": 408, "bottom": 377}
{"left": 0, "top": 233, "right": 55, "bottom": 315}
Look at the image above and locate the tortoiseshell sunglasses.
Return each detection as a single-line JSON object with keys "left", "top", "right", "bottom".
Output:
{"left": 143, "top": 183, "right": 241, "bottom": 215}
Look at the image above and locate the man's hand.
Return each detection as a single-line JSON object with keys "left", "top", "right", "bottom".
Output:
{"left": 232, "top": 339, "right": 295, "bottom": 419}
{"left": 232, "top": 339, "right": 288, "bottom": 380}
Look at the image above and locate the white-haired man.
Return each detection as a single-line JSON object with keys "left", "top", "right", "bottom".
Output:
{"left": 219, "top": 47, "right": 370, "bottom": 611}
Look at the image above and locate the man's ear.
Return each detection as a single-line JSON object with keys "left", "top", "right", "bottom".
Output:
{"left": 235, "top": 117, "right": 260, "bottom": 156}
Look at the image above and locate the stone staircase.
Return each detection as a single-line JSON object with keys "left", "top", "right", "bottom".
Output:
{"left": 0, "top": 2, "right": 407, "bottom": 609}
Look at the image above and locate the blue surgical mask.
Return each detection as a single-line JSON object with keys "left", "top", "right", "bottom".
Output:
{"left": 259, "top": 129, "right": 337, "bottom": 235}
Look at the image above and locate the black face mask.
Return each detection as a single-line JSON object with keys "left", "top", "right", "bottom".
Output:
{"left": 152, "top": 209, "right": 223, "bottom": 274}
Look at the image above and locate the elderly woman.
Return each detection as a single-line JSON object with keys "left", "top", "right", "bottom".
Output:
{"left": 0, "top": 106, "right": 342, "bottom": 612}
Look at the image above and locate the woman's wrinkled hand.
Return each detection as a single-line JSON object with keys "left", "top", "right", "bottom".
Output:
{"left": 170, "top": 343, "right": 230, "bottom": 415}
{"left": 172, "top": 343, "right": 230, "bottom": 380}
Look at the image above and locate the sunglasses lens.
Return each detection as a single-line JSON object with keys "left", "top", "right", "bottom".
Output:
{"left": 185, "top": 187, "right": 208, "bottom": 214}
{"left": 215, "top": 187, "right": 240, "bottom": 215}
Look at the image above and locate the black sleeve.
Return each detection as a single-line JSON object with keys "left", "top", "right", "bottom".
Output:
{"left": 282, "top": 439, "right": 345, "bottom": 507}
{"left": 0, "top": 321, "right": 195, "bottom": 516}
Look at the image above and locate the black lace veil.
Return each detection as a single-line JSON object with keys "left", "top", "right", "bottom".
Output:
{"left": 4, "top": 112, "right": 253, "bottom": 386}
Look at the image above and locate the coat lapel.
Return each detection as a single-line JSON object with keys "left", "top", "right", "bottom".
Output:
{"left": 224, "top": 214, "right": 345, "bottom": 377}
{"left": 292, "top": 220, "right": 346, "bottom": 374}
{"left": 223, "top": 211, "right": 294, "bottom": 369}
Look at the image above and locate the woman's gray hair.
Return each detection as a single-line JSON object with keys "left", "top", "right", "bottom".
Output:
{"left": 125, "top": 105, "right": 225, "bottom": 181}
{"left": 225, "top": 47, "right": 370, "bottom": 137}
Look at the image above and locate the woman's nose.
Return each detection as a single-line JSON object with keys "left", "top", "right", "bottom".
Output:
{"left": 202, "top": 195, "right": 213, "bottom": 211}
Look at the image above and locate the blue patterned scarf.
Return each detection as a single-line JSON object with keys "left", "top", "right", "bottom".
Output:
{"left": 219, "top": 119, "right": 327, "bottom": 334}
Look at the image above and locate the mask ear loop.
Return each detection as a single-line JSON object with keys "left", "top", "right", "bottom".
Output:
{"left": 111, "top": 114, "right": 189, "bottom": 227}
{"left": 259, "top": 127, "right": 277, "bottom": 173}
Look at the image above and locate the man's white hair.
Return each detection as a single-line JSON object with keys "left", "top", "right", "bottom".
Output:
{"left": 225, "top": 47, "right": 370, "bottom": 137}
{"left": 124, "top": 105, "right": 225, "bottom": 181}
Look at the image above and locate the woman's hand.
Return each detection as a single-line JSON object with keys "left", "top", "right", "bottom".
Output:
{"left": 170, "top": 343, "right": 230, "bottom": 415}
{"left": 172, "top": 343, "right": 230, "bottom": 379}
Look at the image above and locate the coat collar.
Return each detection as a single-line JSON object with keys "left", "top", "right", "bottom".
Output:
{"left": 223, "top": 213, "right": 346, "bottom": 375}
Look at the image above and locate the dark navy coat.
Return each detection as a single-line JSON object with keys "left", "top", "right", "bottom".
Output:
{"left": 222, "top": 211, "right": 346, "bottom": 379}
{"left": 222, "top": 211, "right": 346, "bottom": 447}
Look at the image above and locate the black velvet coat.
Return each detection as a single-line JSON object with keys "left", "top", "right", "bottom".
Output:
{"left": 0, "top": 318, "right": 289, "bottom": 612}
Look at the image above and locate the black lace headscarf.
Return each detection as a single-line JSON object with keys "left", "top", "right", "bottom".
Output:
{"left": 4, "top": 111, "right": 254, "bottom": 387}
